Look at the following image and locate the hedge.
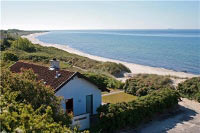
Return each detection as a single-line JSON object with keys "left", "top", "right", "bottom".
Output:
{"left": 178, "top": 77, "right": 200, "bottom": 102}
{"left": 2, "top": 52, "right": 19, "bottom": 61}
{"left": 96, "top": 88, "right": 180, "bottom": 132}
{"left": 84, "top": 73, "right": 124, "bottom": 90}
{"left": 123, "top": 74, "right": 173, "bottom": 96}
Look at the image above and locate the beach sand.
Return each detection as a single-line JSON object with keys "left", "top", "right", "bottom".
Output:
{"left": 22, "top": 32, "right": 199, "bottom": 80}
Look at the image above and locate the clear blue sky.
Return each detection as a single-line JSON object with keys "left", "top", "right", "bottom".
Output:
{"left": 1, "top": 1, "right": 199, "bottom": 30}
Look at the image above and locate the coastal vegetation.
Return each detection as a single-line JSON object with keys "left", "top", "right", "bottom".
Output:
{"left": 96, "top": 89, "right": 180, "bottom": 132}
{"left": 1, "top": 30, "right": 130, "bottom": 92}
{"left": 123, "top": 74, "right": 173, "bottom": 96}
{"left": 1, "top": 30, "right": 198, "bottom": 132}
{"left": 1, "top": 30, "right": 130, "bottom": 79}
{"left": 94, "top": 62, "right": 131, "bottom": 76}
{"left": 12, "top": 38, "right": 36, "bottom": 52}
{"left": 1, "top": 29, "right": 45, "bottom": 39}
{"left": 2, "top": 52, "right": 19, "bottom": 62}
{"left": 177, "top": 77, "right": 200, "bottom": 102}
{"left": 0, "top": 69, "right": 87, "bottom": 132}
{"left": 84, "top": 73, "right": 124, "bottom": 90}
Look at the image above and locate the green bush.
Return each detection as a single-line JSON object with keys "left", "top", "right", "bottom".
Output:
{"left": 95, "top": 62, "right": 131, "bottom": 76}
{"left": 195, "top": 92, "right": 200, "bottom": 102}
{"left": 0, "top": 69, "right": 90, "bottom": 132}
{"left": 0, "top": 94, "right": 71, "bottom": 132}
{"left": 123, "top": 74, "right": 173, "bottom": 96}
{"left": 0, "top": 38, "right": 12, "bottom": 51}
{"left": 177, "top": 77, "right": 200, "bottom": 102}
{"left": 22, "top": 54, "right": 50, "bottom": 63}
{"left": 96, "top": 88, "right": 180, "bottom": 132}
{"left": 0, "top": 69, "right": 71, "bottom": 126}
{"left": 2, "top": 52, "right": 18, "bottom": 61}
{"left": 0, "top": 92, "right": 89, "bottom": 132}
{"left": 84, "top": 73, "right": 124, "bottom": 90}
{"left": 12, "top": 38, "right": 36, "bottom": 52}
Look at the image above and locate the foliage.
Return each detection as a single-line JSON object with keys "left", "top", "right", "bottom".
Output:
{"left": 0, "top": 69, "right": 71, "bottom": 126}
{"left": 1, "top": 29, "right": 45, "bottom": 39}
{"left": 0, "top": 69, "right": 90, "bottom": 132}
{"left": 95, "top": 62, "right": 131, "bottom": 76}
{"left": 0, "top": 92, "right": 72, "bottom": 132}
{"left": 22, "top": 54, "right": 50, "bottom": 63}
{"left": 0, "top": 38, "right": 12, "bottom": 51}
{"left": 84, "top": 72, "right": 124, "bottom": 90}
{"left": 12, "top": 38, "right": 36, "bottom": 52}
{"left": 0, "top": 90, "right": 89, "bottom": 132}
{"left": 1, "top": 30, "right": 131, "bottom": 77}
{"left": 177, "top": 77, "right": 200, "bottom": 102}
{"left": 7, "top": 42, "right": 130, "bottom": 76}
{"left": 96, "top": 88, "right": 180, "bottom": 132}
{"left": 2, "top": 52, "right": 19, "bottom": 62}
{"left": 123, "top": 74, "right": 173, "bottom": 96}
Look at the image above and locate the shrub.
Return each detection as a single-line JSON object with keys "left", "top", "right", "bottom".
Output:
{"left": 0, "top": 38, "right": 12, "bottom": 51}
{"left": 177, "top": 77, "right": 200, "bottom": 102}
{"left": 0, "top": 94, "right": 71, "bottom": 132}
{"left": 195, "top": 92, "right": 200, "bottom": 102}
{"left": 12, "top": 38, "right": 36, "bottom": 52}
{"left": 123, "top": 74, "right": 173, "bottom": 96}
{"left": 22, "top": 54, "right": 49, "bottom": 63}
{"left": 96, "top": 88, "right": 180, "bottom": 132}
{"left": 84, "top": 73, "right": 124, "bottom": 90}
{"left": 95, "top": 62, "right": 131, "bottom": 76}
{"left": 2, "top": 52, "right": 18, "bottom": 61}
{"left": 0, "top": 69, "right": 71, "bottom": 126}
{"left": 0, "top": 68, "right": 90, "bottom": 132}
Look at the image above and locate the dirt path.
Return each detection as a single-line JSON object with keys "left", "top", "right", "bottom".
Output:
{"left": 120, "top": 98, "right": 200, "bottom": 133}
{"left": 102, "top": 90, "right": 124, "bottom": 96}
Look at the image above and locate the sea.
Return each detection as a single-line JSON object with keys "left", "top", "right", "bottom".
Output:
{"left": 36, "top": 29, "right": 200, "bottom": 75}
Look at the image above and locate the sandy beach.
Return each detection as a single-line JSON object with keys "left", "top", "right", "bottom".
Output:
{"left": 22, "top": 32, "right": 199, "bottom": 79}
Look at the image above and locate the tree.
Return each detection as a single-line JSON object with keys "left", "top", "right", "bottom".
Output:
{"left": 0, "top": 69, "right": 90, "bottom": 132}
{"left": 2, "top": 52, "right": 19, "bottom": 61}
{"left": 0, "top": 39, "right": 12, "bottom": 51}
{"left": 84, "top": 72, "right": 124, "bottom": 90}
{"left": 0, "top": 69, "right": 71, "bottom": 126}
{"left": 12, "top": 38, "right": 36, "bottom": 52}
{"left": 0, "top": 91, "right": 72, "bottom": 132}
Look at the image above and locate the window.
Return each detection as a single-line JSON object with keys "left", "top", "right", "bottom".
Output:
{"left": 65, "top": 98, "right": 73, "bottom": 114}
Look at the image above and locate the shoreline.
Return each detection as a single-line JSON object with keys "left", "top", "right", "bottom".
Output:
{"left": 22, "top": 32, "right": 199, "bottom": 79}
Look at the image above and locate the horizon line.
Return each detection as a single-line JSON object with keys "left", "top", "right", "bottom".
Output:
{"left": 1, "top": 28, "right": 200, "bottom": 31}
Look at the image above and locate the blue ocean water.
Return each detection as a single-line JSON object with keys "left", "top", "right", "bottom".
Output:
{"left": 37, "top": 30, "right": 200, "bottom": 74}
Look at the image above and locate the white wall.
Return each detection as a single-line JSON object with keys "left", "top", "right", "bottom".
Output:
{"left": 55, "top": 76, "right": 101, "bottom": 116}
{"left": 72, "top": 113, "right": 90, "bottom": 130}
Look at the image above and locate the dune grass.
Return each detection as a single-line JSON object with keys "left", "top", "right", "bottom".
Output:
{"left": 102, "top": 92, "right": 137, "bottom": 104}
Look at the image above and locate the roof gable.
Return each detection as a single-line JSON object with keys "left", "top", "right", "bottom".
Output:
{"left": 10, "top": 61, "right": 75, "bottom": 91}
{"left": 10, "top": 61, "right": 109, "bottom": 92}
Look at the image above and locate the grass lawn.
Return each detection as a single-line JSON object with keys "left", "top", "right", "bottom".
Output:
{"left": 101, "top": 88, "right": 121, "bottom": 95}
{"left": 102, "top": 92, "right": 137, "bottom": 104}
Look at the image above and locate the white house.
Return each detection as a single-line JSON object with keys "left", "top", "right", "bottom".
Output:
{"left": 10, "top": 59, "right": 107, "bottom": 130}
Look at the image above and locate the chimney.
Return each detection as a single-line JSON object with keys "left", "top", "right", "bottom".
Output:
{"left": 49, "top": 58, "right": 60, "bottom": 70}
{"left": 55, "top": 71, "right": 61, "bottom": 78}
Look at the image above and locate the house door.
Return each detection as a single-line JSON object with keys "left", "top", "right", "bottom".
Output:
{"left": 66, "top": 98, "right": 73, "bottom": 114}
{"left": 86, "top": 95, "right": 93, "bottom": 115}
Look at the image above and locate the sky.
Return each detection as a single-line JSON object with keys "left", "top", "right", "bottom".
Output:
{"left": 1, "top": 0, "right": 199, "bottom": 30}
